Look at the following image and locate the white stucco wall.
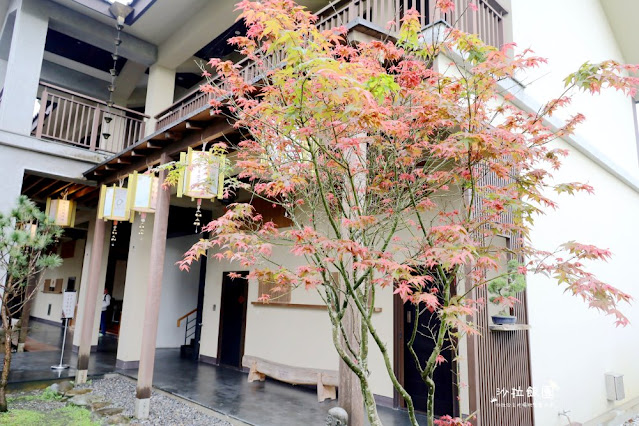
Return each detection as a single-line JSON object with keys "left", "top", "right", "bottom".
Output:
{"left": 509, "top": 1, "right": 639, "bottom": 423}
{"left": 199, "top": 241, "right": 398, "bottom": 399}
{"left": 31, "top": 238, "right": 86, "bottom": 324}
{"left": 526, "top": 140, "right": 639, "bottom": 425}
{"left": 155, "top": 234, "right": 200, "bottom": 348}
{"left": 511, "top": 0, "right": 638, "bottom": 177}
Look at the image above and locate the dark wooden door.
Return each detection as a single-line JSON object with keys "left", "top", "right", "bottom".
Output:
{"left": 217, "top": 272, "right": 248, "bottom": 368}
{"left": 402, "top": 301, "right": 455, "bottom": 415}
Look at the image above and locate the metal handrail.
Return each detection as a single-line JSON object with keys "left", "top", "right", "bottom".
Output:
{"left": 176, "top": 308, "right": 197, "bottom": 327}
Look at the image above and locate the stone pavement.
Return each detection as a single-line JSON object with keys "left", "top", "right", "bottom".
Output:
{"left": 5, "top": 320, "right": 428, "bottom": 425}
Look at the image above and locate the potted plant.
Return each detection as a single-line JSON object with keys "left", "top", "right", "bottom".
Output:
{"left": 487, "top": 259, "right": 526, "bottom": 325}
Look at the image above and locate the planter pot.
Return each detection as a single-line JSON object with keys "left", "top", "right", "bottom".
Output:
{"left": 491, "top": 315, "right": 517, "bottom": 325}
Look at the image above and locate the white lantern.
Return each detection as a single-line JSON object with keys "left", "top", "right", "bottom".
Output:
{"left": 128, "top": 171, "right": 159, "bottom": 214}
{"left": 177, "top": 147, "right": 225, "bottom": 200}
{"left": 98, "top": 185, "right": 130, "bottom": 222}
{"left": 127, "top": 171, "right": 159, "bottom": 235}
{"left": 46, "top": 197, "right": 77, "bottom": 228}
{"left": 98, "top": 184, "right": 130, "bottom": 246}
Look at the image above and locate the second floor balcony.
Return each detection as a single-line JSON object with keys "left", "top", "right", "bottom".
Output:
{"left": 16, "top": 0, "right": 507, "bottom": 158}
{"left": 32, "top": 82, "right": 148, "bottom": 154}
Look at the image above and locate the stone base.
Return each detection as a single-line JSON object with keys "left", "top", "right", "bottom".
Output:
{"left": 76, "top": 369, "right": 88, "bottom": 384}
{"left": 115, "top": 359, "right": 139, "bottom": 369}
{"left": 17, "top": 342, "right": 25, "bottom": 352}
{"left": 135, "top": 397, "right": 150, "bottom": 419}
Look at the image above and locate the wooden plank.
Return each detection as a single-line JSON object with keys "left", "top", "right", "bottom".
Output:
{"left": 242, "top": 355, "right": 339, "bottom": 388}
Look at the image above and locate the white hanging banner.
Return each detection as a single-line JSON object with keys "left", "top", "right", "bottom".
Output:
{"left": 61, "top": 291, "right": 77, "bottom": 319}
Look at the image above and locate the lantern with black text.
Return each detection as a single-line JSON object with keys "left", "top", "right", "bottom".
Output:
{"left": 177, "top": 147, "right": 225, "bottom": 232}
{"left": 45, "top": 196, "right": 76, "bottom": 228}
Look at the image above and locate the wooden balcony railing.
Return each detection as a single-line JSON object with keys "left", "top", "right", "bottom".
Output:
{"left": 154, "top": 0, "right": 506, "bottom": 134}
{"left": 33, "top": 82, "right": 148, "bottom": 154}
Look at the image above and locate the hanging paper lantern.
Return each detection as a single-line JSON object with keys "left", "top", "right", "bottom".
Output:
{"left": 45, "top": 197, "right": 77, "bottom": 228}
{"left": 127, "top": 171, "right": 159, "bottom": 235}
{"left": 177, "top": 147, "right": 225, "bottom": 200}
{"left": 98, "top": 185, "right": 130, "bottom": 221}
{"left": 98, "top": 185, "right": 130, "bottom": 246}
{"left": 177, "top": 147, "right": 225, "bottom": 232}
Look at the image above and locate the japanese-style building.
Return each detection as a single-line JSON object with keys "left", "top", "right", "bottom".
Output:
{"left": 1, "top": 0, "right": 638, "bottom": 425}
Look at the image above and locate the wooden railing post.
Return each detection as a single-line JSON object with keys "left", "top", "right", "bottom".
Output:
{"left": 34, "top": 88, "right": 48, "bottom": 139}
{"left": 89, "top": 106, "right": 101, "bottom": 151}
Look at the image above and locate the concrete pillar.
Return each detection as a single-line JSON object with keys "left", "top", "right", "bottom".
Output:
{"left": 72, "top": 217, "right": 110, "bottom": 349}
{"left": 143, "top": 65, "right": 175, "bottom": 136}
{"left": 0, "top": 159, "right": 23, "bottom": 214}
{"left": 0, "top": 59, "right": 7, "bottom": 90}
{"left": 112, "top": 60, "right": 147, "bottom": 107}
{"left": 0, "top": 0, "right": 48, "bottom": 135}
{"left": 135, "top": 153, "right": 170, "bottom": 418}
{"left": 115, "top": 213, "right": 154, "bottom": 369}
{"left": 75, "top": 215, "right": 107, "bottom": 384}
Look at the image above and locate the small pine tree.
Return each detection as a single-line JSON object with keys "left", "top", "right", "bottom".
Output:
{"left": 0, "top": 196, "right": 62, "bottom": 412}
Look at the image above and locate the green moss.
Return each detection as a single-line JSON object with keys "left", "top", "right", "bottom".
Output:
{"left": 0, "top": 406, "right": 99, "bottom": 426}
{"left": 49, "top": 405, "right": 99, "bottom": 425}
{"left": 0, "top": 409, "right": 45, "bottom": 425}
{"left": 40, "top": 388, "right": 63, "bottom": 401}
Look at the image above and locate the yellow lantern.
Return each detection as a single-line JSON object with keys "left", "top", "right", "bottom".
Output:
{"left": 127, "top": 171, "right": 159, "bottom": 235}
{"left": 177, "top": 147, "right": 225, "bottom": 232}
{"left": 177, "top": 147, "right": 225, "bottom": 200}
{"left": 98, "top": 185, "right": 130, "bottom": 221}
{"left": 98, "top": 184, "right": 130, "bottom": 246}
{"left": 45, "top": 197, "right": 77, "bottom": 228}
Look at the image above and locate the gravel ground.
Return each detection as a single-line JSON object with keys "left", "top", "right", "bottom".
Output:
{"left": 75, "top": 375, "right": 233, "bottom": 425}
{"left": 8, "top": 375, "right": 234, "bottom": 426}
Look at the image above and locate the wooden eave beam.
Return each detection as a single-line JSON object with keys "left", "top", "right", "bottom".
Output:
{"left": 31, "top": 180, "right": 61, "bottom": 198}
{"left": 22, "top": 177, "right": 45, "bottom": 194}
{"left": 48, "top": 182, "right": 75, "bottom": 198}
{"left": 102, "top": 120, "right": 236, "bottom": 184}
{"left": 71, "top": 186, "right": 98, "bottom": 201}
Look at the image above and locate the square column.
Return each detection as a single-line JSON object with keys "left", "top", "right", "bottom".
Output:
{"left": 143, "top": 65, "right": 175, "bottom": 136}
{"left": 75, "top": 215, "right": 107, "bottom": 383}
{"left": 0, "top": 0, "right": 48, "bottom": 135}
{"left": 115, "top": 213, "right": 154, "bottom": 368}
{"left": 72, "top": 217, "right": 110, "bottom": 350}
{"left": 135, "top": 153, "right": 171, "bottom": 418}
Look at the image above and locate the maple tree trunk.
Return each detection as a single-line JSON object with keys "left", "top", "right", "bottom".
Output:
{"left": 360, "top": 377, "right": 382, "bottom": 426}
{"left": 425, "top": 375, "right": 436, "bottom": 426}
